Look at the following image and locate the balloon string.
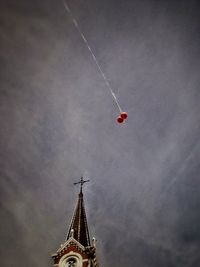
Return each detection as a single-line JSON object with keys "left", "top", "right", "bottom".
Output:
{"left": 62, "top": 0, "right": 122, "bottom": 113}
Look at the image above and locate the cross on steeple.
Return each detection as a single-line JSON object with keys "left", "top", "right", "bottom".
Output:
{"left": 74, "top": 176, "right": 90, "bottom": 193}
{"left": 66, "top": 176, "right": 91, "bottom": 246}
{"left": 52, "top": 174, "right": 99, "bottom": 267}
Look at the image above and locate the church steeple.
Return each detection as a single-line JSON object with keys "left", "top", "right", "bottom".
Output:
{"left": 66, "top": 177, "right": 91, "bottom": 247}
{"left": 51, "top": 177, "right": 99, "bottom": 267}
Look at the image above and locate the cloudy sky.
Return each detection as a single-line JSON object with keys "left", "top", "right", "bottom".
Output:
{"left": 0, "top": 0, "right": 200, "bottom": 266}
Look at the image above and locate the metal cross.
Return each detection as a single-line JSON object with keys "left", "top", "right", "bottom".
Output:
{"left": 74, "top": 176, "right": 90, "bottom": 193}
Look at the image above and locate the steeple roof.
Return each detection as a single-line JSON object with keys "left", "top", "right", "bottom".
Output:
{"left": 66, "top": 179, "right": 91, "bottom": 247}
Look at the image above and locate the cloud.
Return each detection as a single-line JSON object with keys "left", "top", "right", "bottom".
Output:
{"left": 0, "top": 0, "right": 200, "bottom": 266}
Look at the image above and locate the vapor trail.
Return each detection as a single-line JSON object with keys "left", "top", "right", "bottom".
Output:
{"left": 62, "top": 0, "right": 122, "bottom": 113}
{"left": 156, "top": 139, "right": 200, "bottom": 210}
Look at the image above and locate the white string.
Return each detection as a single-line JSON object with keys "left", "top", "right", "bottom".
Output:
{"left": 62, "top": 0, "right": 122, "bottom": 113}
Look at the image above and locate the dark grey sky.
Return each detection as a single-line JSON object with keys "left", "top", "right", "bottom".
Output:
{"left": 0, "top": 0, "right": 200, "bottom": 266}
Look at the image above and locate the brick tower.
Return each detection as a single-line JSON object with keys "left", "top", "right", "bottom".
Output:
{"left": 51, "top": 177, "right": 98, "bottom": 267}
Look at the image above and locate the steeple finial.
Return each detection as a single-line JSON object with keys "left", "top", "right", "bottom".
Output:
{"left": 74, "top": 176, "right": 90, "bottom": 194}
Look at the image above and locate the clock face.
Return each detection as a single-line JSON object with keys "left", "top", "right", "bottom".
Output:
{"left": 65, "top": 258, "right": 76, "bottom": 267}
{"left": 60, "top": 253, "right": 81, "bottom": 267}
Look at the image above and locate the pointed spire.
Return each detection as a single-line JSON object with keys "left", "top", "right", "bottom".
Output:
{"left": 66, "top": 177, "right": 91, "bottom": 247}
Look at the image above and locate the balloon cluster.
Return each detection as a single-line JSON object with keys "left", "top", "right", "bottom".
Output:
{"left": 117, "top": 112, "right": 128, "bottom": 123}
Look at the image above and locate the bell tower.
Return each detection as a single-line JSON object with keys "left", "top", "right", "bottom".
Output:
{"left": 51, "top": 177, "right": 99, "bottom": 267}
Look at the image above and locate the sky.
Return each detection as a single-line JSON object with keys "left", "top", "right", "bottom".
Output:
{"left": 0, "top": 0, "right": 200, "bottom": 266}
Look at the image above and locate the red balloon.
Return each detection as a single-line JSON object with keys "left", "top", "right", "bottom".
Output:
{"left": 120, "top": 112, "right": 128, "bottom": 120}
{"left": 117, "top": 116, "right": 124, "bottom": 123}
